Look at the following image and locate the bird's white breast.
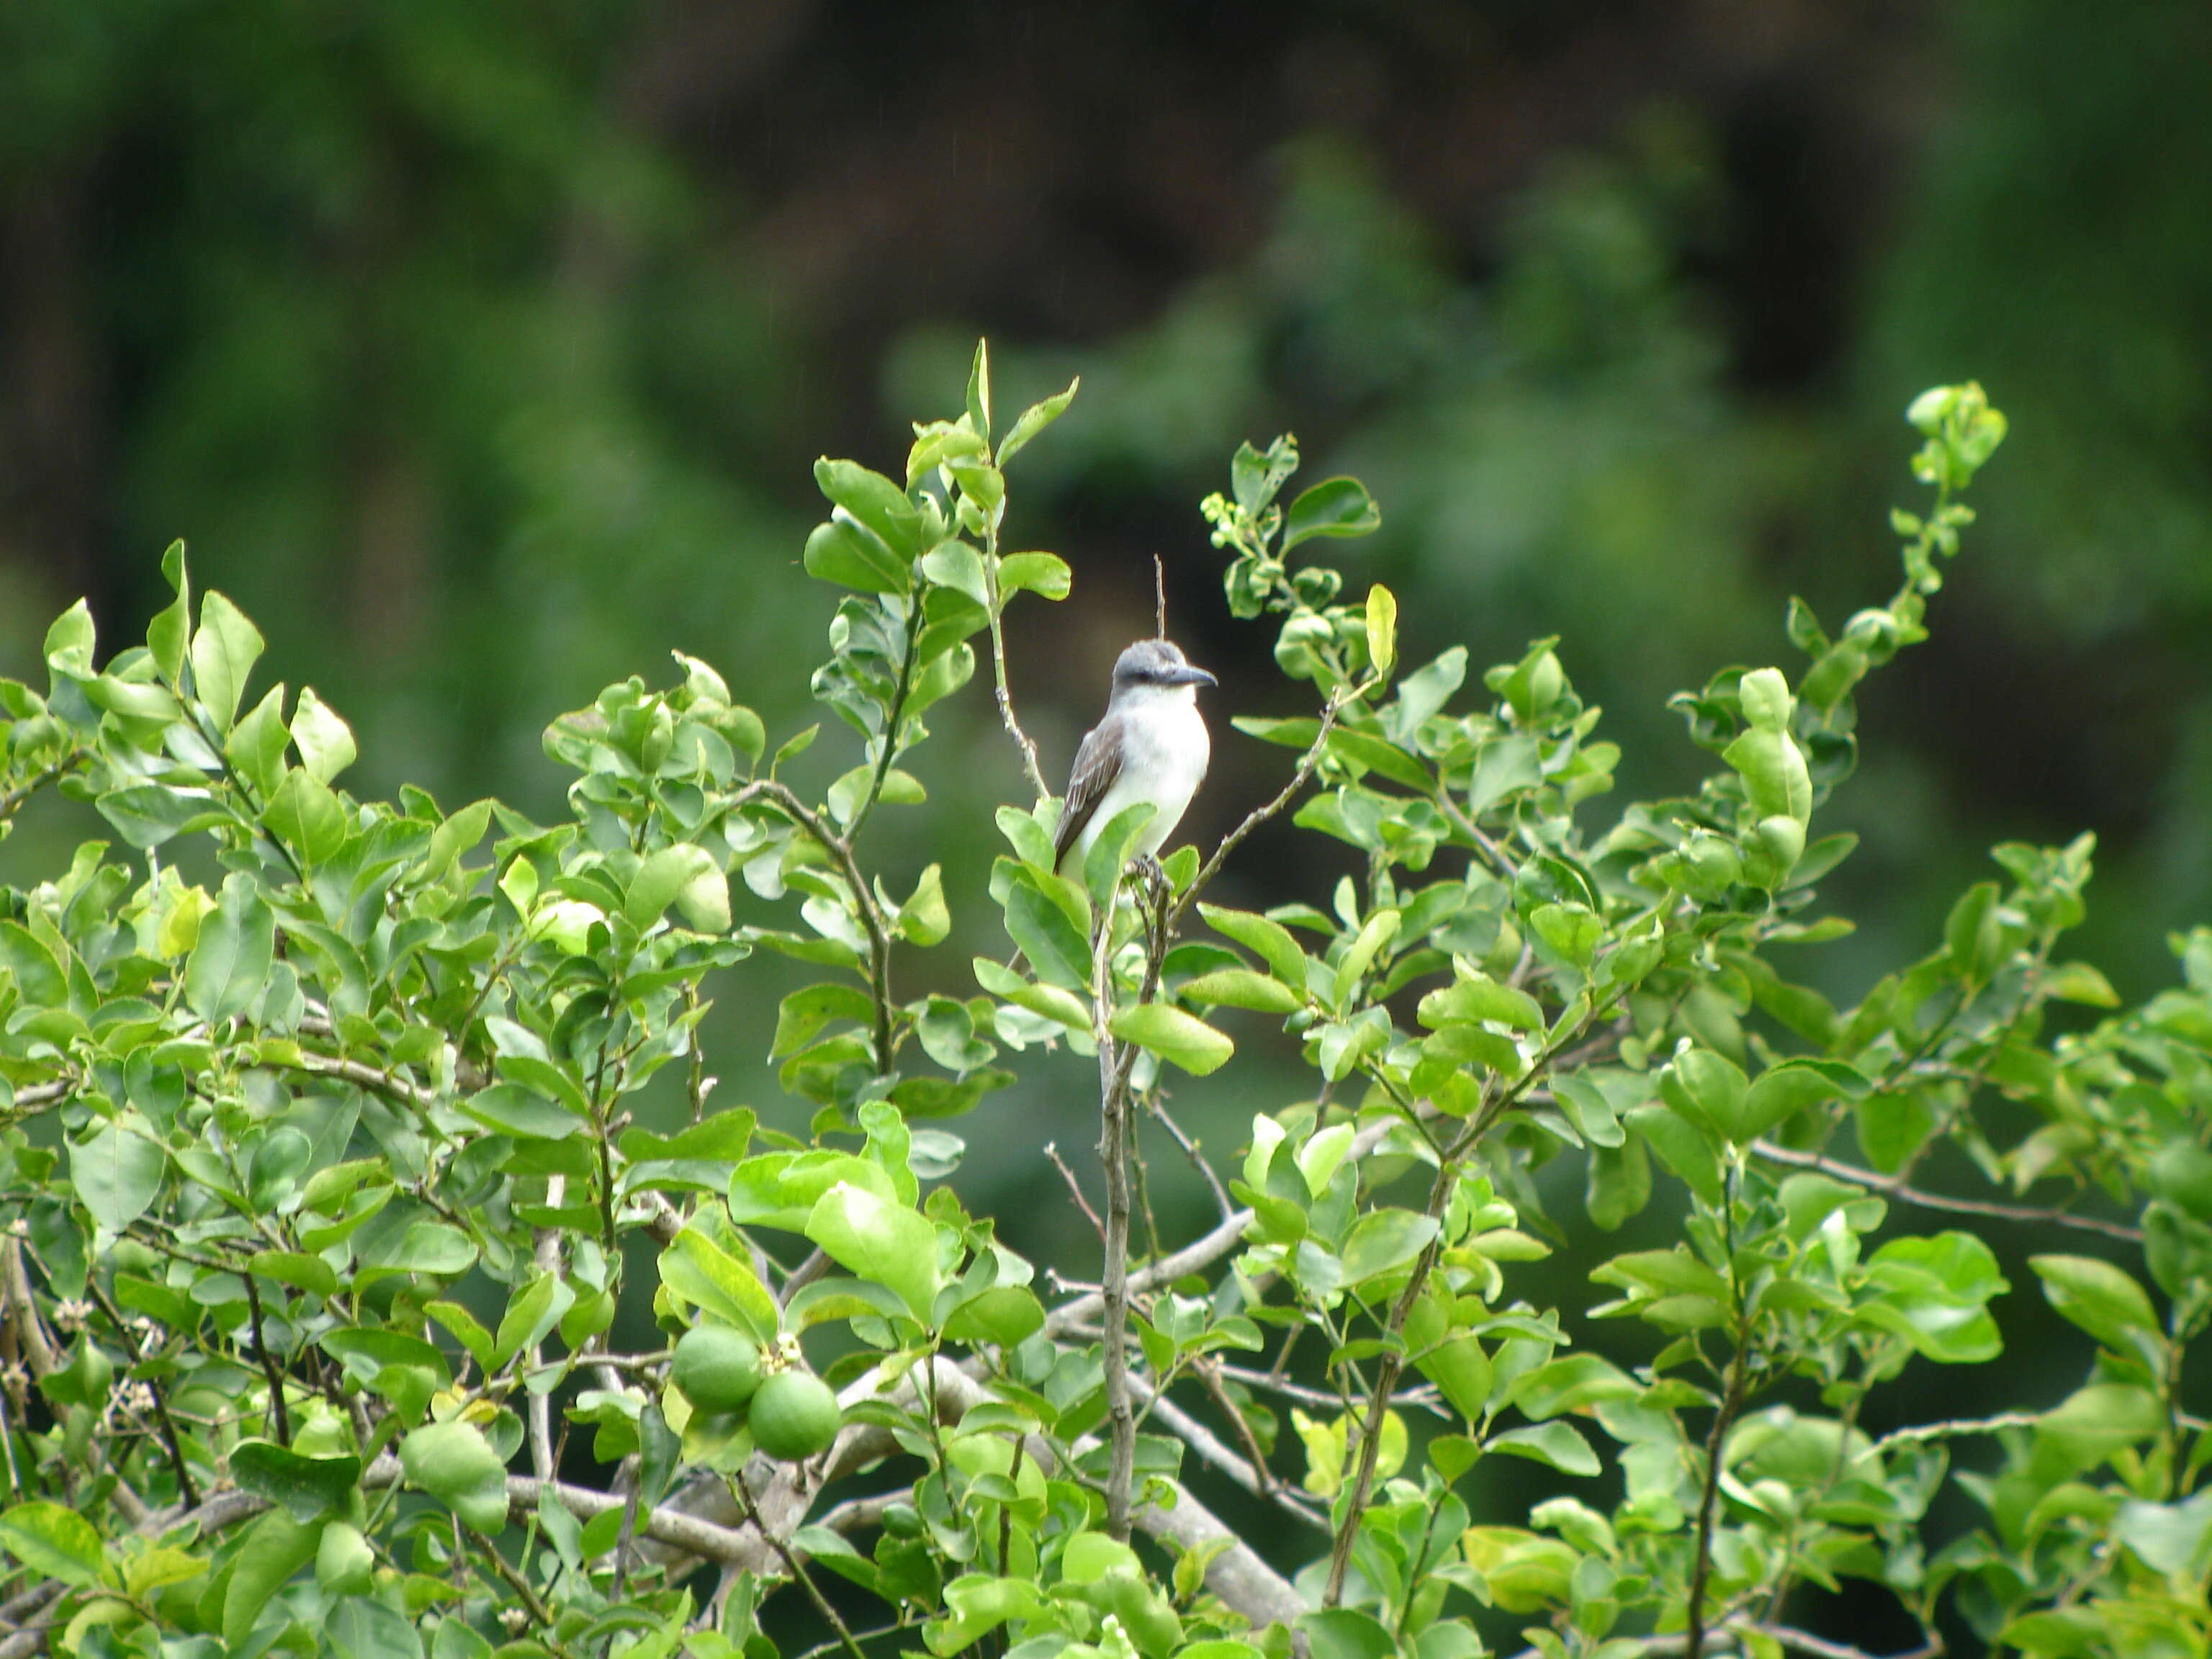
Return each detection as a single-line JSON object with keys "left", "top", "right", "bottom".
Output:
{"left": 1070, "top": 688, "right": 1211, "bottom": 871}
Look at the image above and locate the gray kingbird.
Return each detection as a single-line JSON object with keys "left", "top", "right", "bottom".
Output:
{"left": 1053, "top": 637, "right": 1218, "bottom": 881}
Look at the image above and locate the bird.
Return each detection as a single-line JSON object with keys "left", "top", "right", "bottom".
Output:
{"left": 1053, "top": 637, "right": 1217, "bottom": 884}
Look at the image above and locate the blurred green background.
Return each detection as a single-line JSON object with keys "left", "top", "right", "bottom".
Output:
{"left": 4, "top": 0, "right": 2211, "bottom": 1613}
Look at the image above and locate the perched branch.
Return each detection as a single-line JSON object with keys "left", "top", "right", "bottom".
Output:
{"left": 1092, "top": 914, "right": 1141, "bottom": 1542}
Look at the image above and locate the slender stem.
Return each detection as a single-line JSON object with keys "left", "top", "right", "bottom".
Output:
{"left": 983, "top": 526, "right": 1051, "bottom": 804}
{"left": 1686, "top": 1344, "right": 1751, "bottom": 1659}
{"left": 845, "top": 594, "right": 922, "bottom": 845}
{"left": 0, "top": 755, "right": 81, "bottom": 824}
{"left": 734, "top": 778, "right": 896, "bottom": 1075}
{"left": 82, "top": 1275, "right": 197, "bottom": 1507}
{"left": 1092, "top": 914, "right": 1138, "bottom": 1542}
{"left": 1166, "top": 687, "right": 1358, "bottom": 934}
{"left": 1323, "top": 1155, "right": 1455, "bottom": 1604}
{"left": 734, "top": 1468, "right": 869, "bottom": 1659}
{"left": 240, "top": 1271, "right": 292, "bottom": 1447}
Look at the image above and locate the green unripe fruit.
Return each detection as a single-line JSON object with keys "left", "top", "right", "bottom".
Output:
{"left": 747, "top": 1370, "right": 840, "bottom": 1461}
{"left": 399, "top": 1419, "right": 511, "bottom": 1535}
{"left": 316, "top": 1521, "right": 376, "bottom": 1596}
{"left": 2152, "top": 1143, "right": 2212, "bottom": 1223}
{"left": 672, "top": 1326, "right": 763, "bottom": 1413}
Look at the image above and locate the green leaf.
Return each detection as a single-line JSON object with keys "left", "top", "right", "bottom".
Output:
{"left": 804, "top": 517, "right": 910, "bottom": 594}
{"left": 1331, "top": 907, "right": 1401, "bottom": 1008}
{"left": 1551, "top": 1075, "right": 1626, "bottom": 1150}
{"left": 490, "top": 1272, "right": 576, "bottom": 1370}
{"left": 398, "top": 1419, "right": 510, "bottom": 1534}
{"left": 2044, "top": 961, "right": 2120, "bottom": 1007}
{"left": 942, "top": 1285, "right": 1046, "bottom": 1348}
{"left": 966, "top": 339, "right": 992, "bottom": 439}
{"left": 2114, "top": 1493, "right": 2212, "bottom": 1578}
{"left": 1298, "top": 1608, "right": 1398, "bottom": 1659}
{"left": 919, "top": 541, "right": 992, "bottom": 608}
{"left": 248, "top": 1251, "right": 339, "bottom": 1298}
{"left": 660, "top": 1226, "right": 781, "bottom": 1342}
{"left": 0, "top": 922, "right": 66, "bottom": 1007}
{"left": 729, "top": 1151, "right": 898, "bottom": 1233}
{"left": 459, "top": 1084, "right": 583, "bottom": 1141}
{"left": 1198, "top": 903, "right": 1310, "bottom": 986}
{"left": 814, "top": 459, "right": 922, "bottom": 556}
{"left": 1282, "top": 477, "right": 1381, "bottom": 551}
{"left": 185, "top": 874, "right": 276, "bottom": 1022}
{"left": 773, "top": 983, "right": 877, "bottom": 1058}
{"left": 804, "top": 1181, "right": 942, "bottom": 1323}
{"left": 897, "top": 863, "right": 950, "bottom": 945}
{"left": 290, "top": 686, "right": 356, "bottom": 783}
{"left": 626, "top": 843, "right": 720, "bottom": 930}
{"left": 1722, "top": 726, "right": 1812, "bottom": 824}
{"left": 261, "top": 768, "right": 349, "bottom": 865}
{"left": 1003, "top": 871, "right": 1091, "bottom": 992}
{"left": 2032, "top": 1383, "right": 2162, "bottom": 1480}
{"left": 997, "top": 551, "right": 1071, "bottom": 601}
{"left": 228, "top": 1439, "right": 361, "bottom": 1522}
{"left": 1661, "top": 1048, "right": 1750, "bottom": 1143}
{"left": 69, "top": 1119, "right": 163, "bottom": 1238}
{"left": 227, "top": 683, "right": 290, "bottom": 801}
{"left": 1626, "top": 1102, "right": 1723, "bottom": 1205}
{"left": 1108, "top": 1003, "right": 1234, "bottom": 1076}
{"left": 0, "top": 1500, "right": 105, "bottom": 1587}
{"left": 1417, "top": 970, "right": 1542, "bottom": 1033}
{"left": 222, "top": 1509, "right": 320, "bottom": 1645}
{"left": 2030, "top": 1255, "right": 2161, "bottom": 1357}
{"left": 1740, "top": 1060, "right": 1845, "bottom": 1141}
{"left": 1487, "top": 1421, "right": 1600, "bottom": 1477}
{"left": 189, "top": 590, "right": 265, "bottom": 729}
{"left": 997, "top": 376, "right": 1079, "bottom": 467}
{"left": 1364, "top": 583, "right": 1397, "bottom": 677}
{"left": 1943, "top": 880, "right": 2004, "bottom": 981}
{"left": 96, "top": 783, "right": 216, "bottom": 849}
{"left": 1339, "top": 1210, "right": 1438, "bottom": 1285}
{"left": 1509, "top": 1354, "right": 1639, "bottom": 1419}
{"left": 1178, "top": 968, "right": 1303, "bottom": 1014}
{"left": 148, "top": 541, "right": 191, "bottom": 684}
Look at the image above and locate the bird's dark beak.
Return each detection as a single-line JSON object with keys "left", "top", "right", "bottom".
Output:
{"left": 1172, "top": 665, "right": 1218, "bottom": 688}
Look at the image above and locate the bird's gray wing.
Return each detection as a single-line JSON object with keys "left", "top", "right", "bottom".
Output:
{"left": 1053, "top": 714, "right": 1127, "bottom": 871}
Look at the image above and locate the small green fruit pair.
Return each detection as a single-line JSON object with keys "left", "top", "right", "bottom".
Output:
{"left": 671, "top": 1326, "right": 840, "bottom": 1460}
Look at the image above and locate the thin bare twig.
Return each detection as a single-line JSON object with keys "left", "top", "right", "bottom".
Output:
{"left": 734, "top": 1470, "right": 871, "bottom": 1659}
{"left": 1144, "top": 1095, "right": 1235, "bottom": 1221}
{"left": 984, "top": 533, "right": 1051, "bottom": 804}
{"left": 1044, "top": 1143, "right": 1107, "bottom": 1242}
{"left": 1748, "top": 1139, "right": 2141, "bottom": 1244}
{"left": 1128, "top": 1375, "right": 1328, "bottom": 1534}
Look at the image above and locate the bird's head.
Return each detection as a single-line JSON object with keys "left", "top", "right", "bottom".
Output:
{"left": 1109, "top": 638, "right": 1217, "bottom": 706}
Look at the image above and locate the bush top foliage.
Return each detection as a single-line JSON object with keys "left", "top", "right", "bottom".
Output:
{"left": 0, "top": 357, "right": 2205, "bottom": 1659}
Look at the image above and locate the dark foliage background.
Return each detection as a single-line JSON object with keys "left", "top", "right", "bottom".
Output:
{"left": 4, "top": 1, "right": 2209, "bottom": 1622}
